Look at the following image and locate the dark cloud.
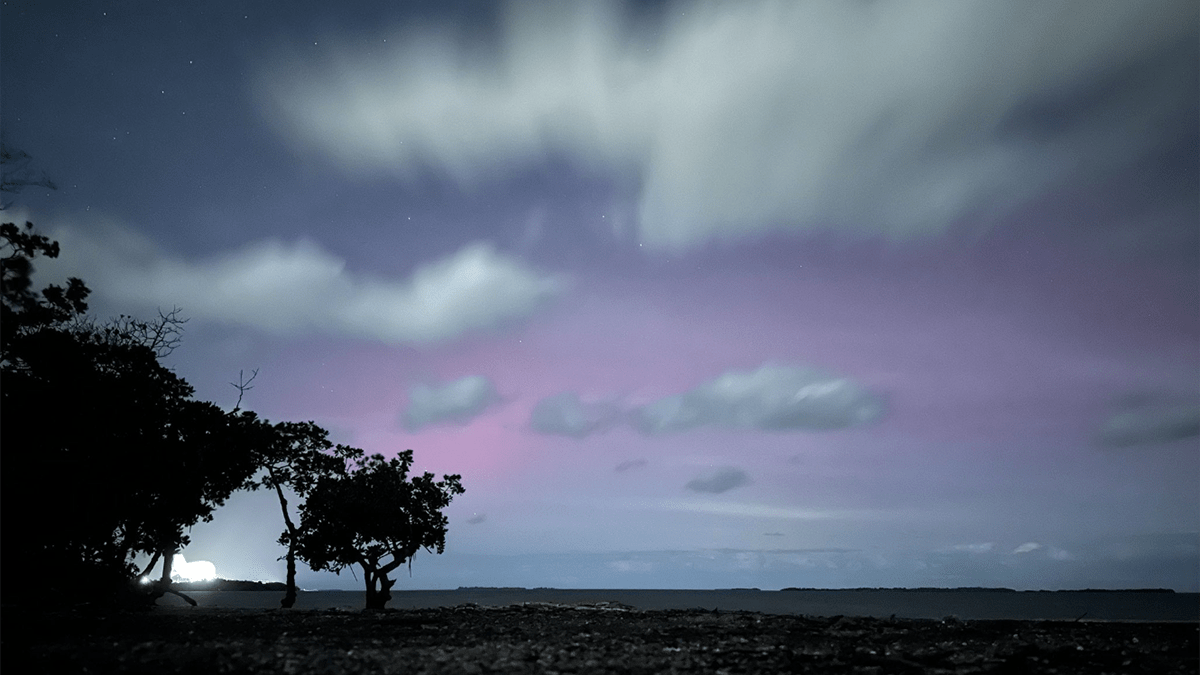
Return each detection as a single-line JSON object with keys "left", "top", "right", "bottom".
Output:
{"left": 633, "top": 364, "right": 884, "bottom": 435}
{"left": 685, "top": 467, "right": 751, "bottom": 494}
{"left": 630, "top": 393, "right": 709, "bottom": 434}
{"left": 403, "top": 375, "right": 501, "bottom": 431}
{"left": 614, "top": 459, "right": 647, "bottom": 473}
{"left": 529, "top": 392, "right": 622, "bottom": 438}
{"left": 1096, "top": 394, "right": 1200, "bottom": 447}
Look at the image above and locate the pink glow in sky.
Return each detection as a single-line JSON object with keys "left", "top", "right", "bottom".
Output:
{"left": 4, "top": 0, "right": 1196, "bottom": 590}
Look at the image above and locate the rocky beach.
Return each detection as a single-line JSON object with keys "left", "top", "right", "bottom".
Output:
{"left": 8, "top": 599, "right": 1197, "bottom": 674}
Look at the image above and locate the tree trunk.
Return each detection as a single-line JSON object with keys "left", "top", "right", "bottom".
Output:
{"left": 363, "top": 566, "right": 390, "bottom": 610}
{"left": 159, "top": 548, "right": 174, "bottom": 585}
{"left": 281, "top": 548, "right": 297, "bottom": 608}
{"left": 379, "top": 574, "right": 395, "bottom": 607}
{"left": 273, "top": 481, "right": 298, "bottom": 608}
{"left": 148, "top": 548, "right": 175, "bottom": 599}
{"left": 149, "top": 549, "right": 196, "bottom": 606}
{"left": 139, "top": 550, "right": 162, "bottom": 579}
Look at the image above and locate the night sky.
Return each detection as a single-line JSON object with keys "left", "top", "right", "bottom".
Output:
{"left": 3, "top": 0, "right": 1197, "bottom": 591}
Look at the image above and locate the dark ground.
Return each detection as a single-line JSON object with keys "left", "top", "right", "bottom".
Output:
{"left": 6, "top": 602, "right": 1197, "bottom": 674}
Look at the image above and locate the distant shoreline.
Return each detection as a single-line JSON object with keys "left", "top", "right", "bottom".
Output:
{"left": 156, "top": 586, "right": 1200, "bottom": 621}
{"left": 166, "top": 579, "right": 288, "bottom": 592}
{"left": 186, "top": 580, "right": 1184, "bottom": 594}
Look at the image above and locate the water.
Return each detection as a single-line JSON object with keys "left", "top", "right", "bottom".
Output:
{"left": 157, "top": 588, "right": 1199, "bottom": 621}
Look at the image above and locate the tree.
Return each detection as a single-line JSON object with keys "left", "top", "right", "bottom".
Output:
{"left": 223, "top": 369, "right": 351, "bottom": 609}
{"left": 132, "top": 402, "right": 266, "bottom": 605}
{"left": 1, "top": 221, "right": 262, "bottom": 606}
{"left": 1, "top": 221, "right": 90, "bottom": 353}
{"left": 289, "top": 449, "right": 464, "bottom": 609}
{"left": 2, "top": 154, "right": 363, "bottom": 608}
{"left": 251, "top": 418, "right": 344, "bottom": 608}
{"left": 3, "top": 175, "right": 467, "bottom": 608}
{"left": 1, "top": 151, "right": 83, "bottom": 355}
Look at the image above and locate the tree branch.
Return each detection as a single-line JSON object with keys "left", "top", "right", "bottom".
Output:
{"left": 138, "top": 551, "right": 162, "bottom": 578}
{"left": 229, "top": 368, "right": 258, "bottom": 412}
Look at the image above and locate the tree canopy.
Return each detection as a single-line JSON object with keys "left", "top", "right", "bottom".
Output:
{"left": 3, "top": 202, "right": 465, "bottom": 608}
{"left": 250, "top": 418, "right": 344, "bottom": 607}
{"left": 2, "top": 221, "right": 265, "bottom": 603}
{"left": 290, "top": 448, "right": 464, "bottom": 609}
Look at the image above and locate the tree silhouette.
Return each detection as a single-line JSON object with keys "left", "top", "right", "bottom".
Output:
{"left": 2, "top": 221, "right": 261, "bottom": 605}
{"left": 224, "top": 369, "right": 353, "bottom": 609}
{"left": 250, "top": 419, "right": 345, "bottom": 608}
{"left": 289, "top": 449, "right": 464, "bottom": 609}
{"left": 1, "top": 222, "right": 89, "bottom": 351}
{"left": 133, "top": 403, "right": 265, "bottom": 605}
{"left": 2, "top": 162, "right": 467, "bottom": 607}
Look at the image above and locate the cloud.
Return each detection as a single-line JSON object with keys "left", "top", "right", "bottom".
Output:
{"left": 614, "top": 459, "right": 647, "bottom": 473}
{"left": 465, "top": 513, "right": 487, "bottom": 525}
{"left": 530, "top": 363, "right": 883, "bottom": 439}
{"left": 37, "top": 218, "right": 563, "bottom": 344}
{"left": 632, "top": 363, "right": 884, "bottom": 434}
{"left": 639, "top": 498, "right": 911, "bottom": 522}
{"left": 947, "top": 542, "right": 996, "bottom": 554}
{"left": 1008, "top": 542, "right": 1071, "bottom": 560}
{"left": 529, "top": 392, "right": 622, "bottom": 438}
{"left": 258, "top": 0, "right": 1197, "bottom": 250}
{"left": 403, "top": 375, "right": 500, "bottom": 431}
{"left": 648, "top": 499, "right": 824, "bottom": 519}
{"left": 1048, "top": 548, "right": 1072, "bottom": 562}
{"left": 607, "top": 559, "right": 656, "bottom": 574}
{"left": 631, "top": 394, "right": 710, "bottom": 434}
{"left": 685, "top": 467, "right": 751, "bottom": 494}
{"left": 1096, "top": 395, "right": 1200, "bottom": 447}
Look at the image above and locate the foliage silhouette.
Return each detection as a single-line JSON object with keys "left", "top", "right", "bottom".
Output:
{"left": 250, "top": 419, "right": 345, "bottom": 608}
{"left": 2, "top": 159, "right": 465, "bottom": 606}
{"left": 1, "top": 222, "right": 89, "bottom": 353}
{"left": 2, "top": 220, "right": 260, "bottom": 605}
{"left": 0, "top": 154, "right": 289, "bottom": 606}
{"left": 288, "top": 448, "right": 464, "bottom": 609}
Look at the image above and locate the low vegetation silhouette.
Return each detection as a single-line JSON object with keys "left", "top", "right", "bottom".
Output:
{"left": 1, "top": 151, "right": 463, "bottom": 609}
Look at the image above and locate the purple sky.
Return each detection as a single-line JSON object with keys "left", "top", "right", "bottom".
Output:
{"left": 3, "top": 0, "right": 1197, "bottom": 590}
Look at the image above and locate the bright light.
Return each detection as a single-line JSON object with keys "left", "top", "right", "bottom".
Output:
{"left": 171, "top": 554, "right": 218, "bottom": 582}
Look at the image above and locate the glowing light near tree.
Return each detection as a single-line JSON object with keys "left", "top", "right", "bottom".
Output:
{"left": 171, "top": 554, "right": 218, "bottom": 582}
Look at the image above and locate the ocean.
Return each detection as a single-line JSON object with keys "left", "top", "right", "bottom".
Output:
{"left": 156, "top": 588, "right": 1199, "bottom": 621}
